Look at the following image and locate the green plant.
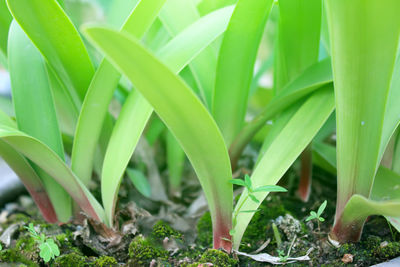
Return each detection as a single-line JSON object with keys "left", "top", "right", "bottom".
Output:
{"left": 306, "top": 200, "right": 327, "bottom": 233}
{"left": 229, "top": 174, "right": 287, "bottom": 236}
{"left": 25, "top": 223, "right": 60, "bottom": 263}
{"left": 324, "top": 0, "right": 400, "bottom": 244}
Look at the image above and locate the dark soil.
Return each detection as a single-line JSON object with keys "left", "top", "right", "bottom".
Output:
{"left": 1, "top": 164, "right": 399, "bottom": 266}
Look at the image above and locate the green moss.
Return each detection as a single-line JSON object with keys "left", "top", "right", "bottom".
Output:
{"left": 54, "top": 252, "right": 88, "bottom": 267}
{"left": 196, "top": 212, "right": 213, "bottom": 247}
{"left": 240, "top": 199, "right": 288, "bottom": 251}
{"left": 376, "top": 242, "right": 400, "bottom": 259}
{"left": 197, "top": 249, "right": 237, "bottom": 267}
{"left": 152, "top": 220, "right": 182, "bottom": 240}
{"left": 128, "top": 235, "right": 168, "bottom": 266}
{"left": 93, "top": 256, "right": 118, "bottom": 266}
{"left": 0, "top": 249, "right": 39, "bottom": 267}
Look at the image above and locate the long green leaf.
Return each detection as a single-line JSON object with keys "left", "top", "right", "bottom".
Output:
{"left": 274, "top": 0, "right": 322, "bottom": 92}
{"left": 230, "top": 58, "right": 332, "bottom": 163}
{"left": 0, "top": 140, "right": 58, "bottom": 223}
{"left": 8, "top": 21, "right": 71, "bottom": 222}
{"left": 0, "top": 0, "right": 12, "bottom": 59}
{"left": 325, "top": 0, "right": 400, "bottom": 231}
{"left": 6, "top": 0, "right": 94, "bottom": 102}
{"left": 166, "top": 131, "right": 185, "bottom": 197}
{"left": 212, "top": 0, "right": 273, "bottom": 146}
{"left": 100, "top": 6, "right": 234, "bottom": 227}
{"left": 71, "top": 0, "right": 166, "bottom": 186}
{"left": 160, "top": 0, "right": 219, "bottom": 108}
{"left": 0, "top": 124, "right": 105, "bottom": 222}
{"left": 232, "top": 86, "right": 334, "bottom": 249}
{"left": 84, "top": 27, "right": 233, "bottom": 249}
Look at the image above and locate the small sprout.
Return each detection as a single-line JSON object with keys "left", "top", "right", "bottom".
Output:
{"left": 0, "top": 243, "right": 2, "bottom": 250}
{"left": 306, "top": 200, "right": 327, "bottom": 233}
{"left": 25, "top": 223, "right": 60, "bottom": 263}
{"left": 277, "top": 249, "right": 288, "bottom": 262}
{"left": 272, "top": 223, "right": 282, "bottom": 247}
{"left": 230, "top": 175, "right": 288, "bottom": 238}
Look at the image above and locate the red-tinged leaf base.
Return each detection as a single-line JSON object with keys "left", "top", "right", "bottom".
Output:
{"left": 329, "top": 217, "right": 365, "bottom": 244}
{"left": 27, "top": 187, "right": 58, "bottom": 223}
{"left": 297, "top": 147, "right": 312, "bottom": 202}
{"left": 213, "top": 223, "right": 232, "bottom": 252}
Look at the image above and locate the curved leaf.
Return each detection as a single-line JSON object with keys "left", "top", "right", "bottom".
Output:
{"left": 230, "top": 58, "right": 333, "bottom": 162}
{"left": 212, "top": 0, "right": 274, "bottom": 146}
{"left": 232, "top": 87, "right": 334, "bottom": 249}
{"left": 0, "top": 124, "right": 105, "bottom": 223}
{"left": 0, "top": 140, "right": 58, "bottom": 223}
{"left": 99, "top": 6, "right": 235, "bottom": 227}
{"left": 6, "top": 0, "right": 94, "bottom": 101}
{"left": 71, "top": 0, "right": 166, "bottom": 186}
{"left": 84, "top": 27, "right": 233, "bottom": 250}
{"left": 8, "top": 21, "right": 71, "bottom": 221}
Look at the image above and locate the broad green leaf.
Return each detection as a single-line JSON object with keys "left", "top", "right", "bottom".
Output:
{"left": 312, "top": 141, "right": 336, "bottom": 174}
{"left": 8, "top": 21, "right": 71, "bottom": 222}
{"left": 0, "top": 96, "right": 14, "bottom": 117}
{"left": 378, "top": 51, "right": 400, "bottom": 166}
{"left": 197, "top": 0, "right": 237, "bottom": 15}
{"left": 166, "top": 131, "right": 185, "bottom": 197}
{"left": 71, "top": 0, "right": 167, "bottom": 186}
{"left": 6, "top": 0, "right": 94, "bottom": 101}
{"left": 325, "top": 0, "right": 400, "bottom": 229}
{"left": 331, "top": 194, "right": 400, "bottom": 242}
{"left": 99, "top": 6, "right": 234, "bottom": 227}
{"left": 274, "top": 0, "right": 322, "bottom": 92}
{"left": 160, "top": 0, "right": 219, "bottom": 108}
{"left": 84, "top": 27, "right": 233, "bottom": 249}
{"left": 232, "top": 87, "right": 334, "bottom": 249}
{"left": 212, "top": 0, "right": 274, "bottom": 146}
{"left": 126, "top": 168, "right": 151, "bottom": 198}
{"left": 371, "top": 167, "right": 400, "bottom": 232}
{"left": 0, "top": 140, "right": 58, "bottom": 223}
{"left": 0, "top": 0, "right": 12, "bottom": 58}
{"left": 230, "top": 58, "right": 333, "bottom": 163}
{"left": 0, "top": 124, "right": 105, "bottom": 223}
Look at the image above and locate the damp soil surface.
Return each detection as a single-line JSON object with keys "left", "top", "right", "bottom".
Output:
{"left": 0, "top": 166, "right": 399, "bottom": 266}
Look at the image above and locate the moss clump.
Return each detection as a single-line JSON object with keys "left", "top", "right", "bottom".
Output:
{"left": 195, "top": 249, "right": 237, "bottom": 267}
{"left": 240, "top": 199, "right": 288, "bottom": 251}
{"left": 196, "top": 212, "right": 212, "bottom": 247}
{"left": 54, "top": 252, "right": 88, "bottom": 267}
{"left": 128, "top": 235, "right": 168, "bottom": 266}
{"left": 375, "top": 242, "right": 400, "bottom": 259}
{"left": 0, "top": 249, "right": 39, "bottom": 267}
{"left": 93, "top": 256, "right": 118, "bottom": 266}
{"left": 152, "top": 220, "right": 182, "bottom": 240}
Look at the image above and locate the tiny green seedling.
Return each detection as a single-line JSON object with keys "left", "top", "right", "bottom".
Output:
{"left": 277, "top": 249, "right": 288, "bottom": 262}
{"left": 306, "top": 200, "right": 327, "bottom": 233}
{"left": 25, "top": 223, "right": 60, "bottom": 263}
{"left": 229, "top": 174, "right": 287, "bottom": 236}
{"left": 277, "top": 236, "right": 296, "bottom": 263}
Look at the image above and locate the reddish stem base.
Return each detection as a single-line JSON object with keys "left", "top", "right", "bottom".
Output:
{"left": 329, "top": 218, "right": 365, "bottom": 244}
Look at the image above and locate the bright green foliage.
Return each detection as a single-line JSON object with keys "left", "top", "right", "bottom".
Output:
{"left": 306, "top": 200, "right": 327, "bottom": 222}
{"left": 326, "top": 0, "right": 400, "bottom": 243}
{"left": 6, "top": 0, "right": 94, "bottom": 102}
{"left": 84, "top": 26, "right": 233, "bottom": 249}
{"left": 212, "top": 0, "right": 274, "bottom": 145}
{"left": 25, "top": 223, "right": 60, "bottom": 263}
{"left": 126, "top": 168, "right": 151, "bottom": 198}
{"left": 232, "top": 87, "right": 334, "bottom": 249}
{"left": 8, "top": 21, "right": 71, "bottom": 222}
